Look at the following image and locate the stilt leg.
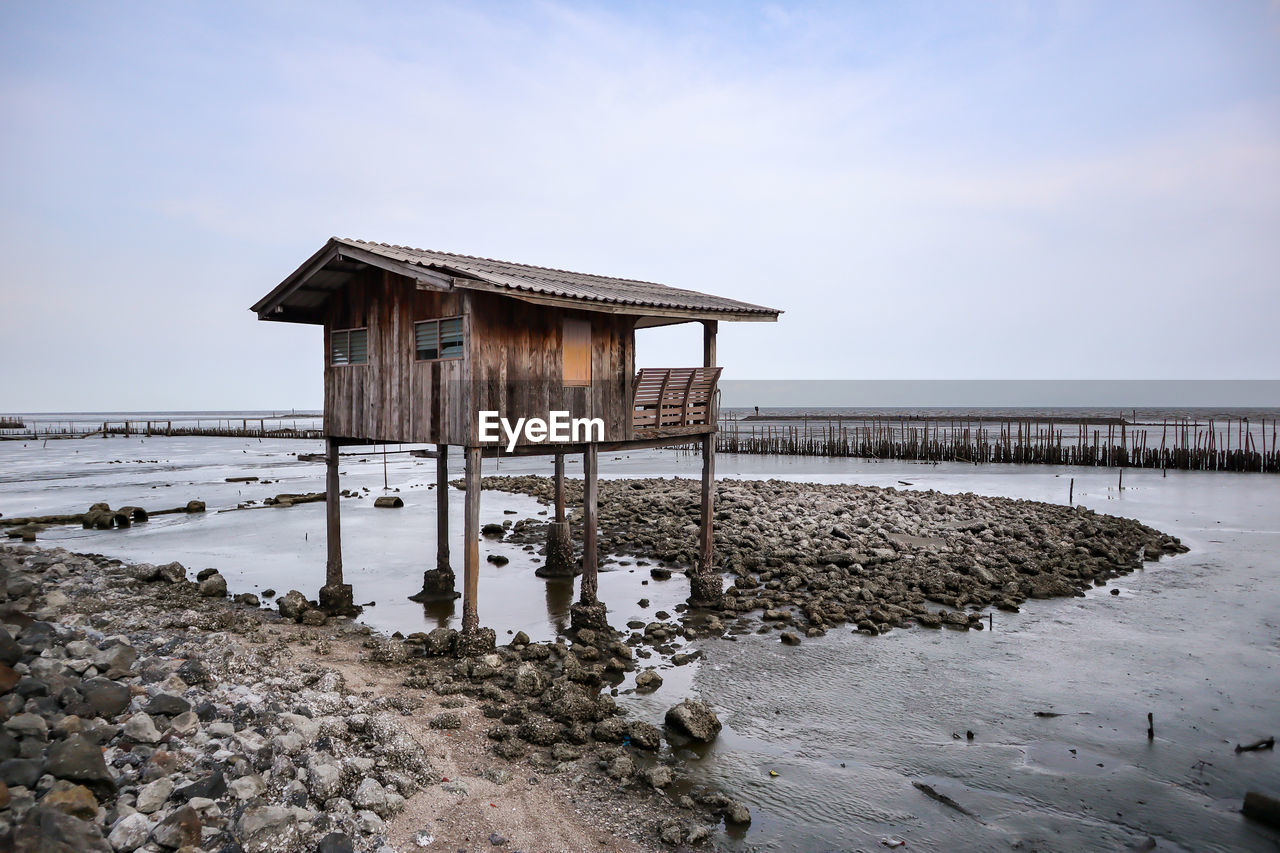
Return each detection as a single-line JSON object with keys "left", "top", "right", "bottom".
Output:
{"left": 409, "top": 444, "right": 458, "bottom": 602}
{"left": 688, "top": 432, "right": 723, "bottom": 608}
{"left": 571, "top": 444, "right": 607, "bottom": 630}
{"left": 437, "top": 445, "right": 451, "bottom": 572}
{"left": 457, "top": 446, "right": 495, "bottom": 654}
{"left": 538, "top": 451, "right": 576, "bottom": 577}
{"left": 320, "top": 437, "right": 357, "bottom": 615}
{"left": 462, "top": 445, "right": 480, "bottom": 633}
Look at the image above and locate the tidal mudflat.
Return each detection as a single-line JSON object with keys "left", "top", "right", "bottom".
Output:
{"left": 2, "top": 436, "right": 1278, "bottom": 850}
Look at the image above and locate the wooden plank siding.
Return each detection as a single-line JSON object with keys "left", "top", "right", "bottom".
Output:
{"left": 324, "top": 269, "right": 468, "bottom": 445}
{"left": 465, "top": 290, "right": 636, "bottom": 447}
{"left": 323, "top": 271, "right": 637, "bottom": 448}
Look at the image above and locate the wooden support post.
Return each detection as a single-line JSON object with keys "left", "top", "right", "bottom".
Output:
{"left": 538, "top": 452, "right": 576, "bottom": 577}
{"left": 325, "top": 438, "right": 342, "bottom": 588}
{"left": 409, "top": 445, "right": 460, "bottom": 604}
{"left": 319, "top": 438, "right": 356, "bottom": 615}
{"left": 554, "top": 452, "right": 566, "bottom": 523}
{"left": 570, "top": 444, "right": 607, "bottom": 630}
{"left": 436, "top": 446, "right": 450, "bottom": 572}
{"left": 580, "top": 445, "right": 599, "bottom": 604}
{"left": 461, "top": 445, "right": 481, "bottom": 634}
{"left": 689, "top": 321, "right": 723, "bottom": 608}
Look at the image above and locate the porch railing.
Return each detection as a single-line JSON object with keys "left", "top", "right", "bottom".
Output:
{"left": 632, "top": 367, "right": 722, "bottom": 431}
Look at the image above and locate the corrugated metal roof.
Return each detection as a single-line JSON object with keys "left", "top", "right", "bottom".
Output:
{"left": 333, "top": 238, "right": 780, "bottom": 317}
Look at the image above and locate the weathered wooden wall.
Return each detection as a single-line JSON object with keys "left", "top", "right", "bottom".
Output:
{"left": 324, "top": 269, "right": 468, "bottom": 445}
{"left": 323, "top": 270, "right": 636, "bottom": 446}
{"left": 466, "top": 290, "right": 635, "bottom": 446}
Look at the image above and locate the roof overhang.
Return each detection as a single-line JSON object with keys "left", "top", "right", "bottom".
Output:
{"left": 251, "top": 237, "right": 782, "bottom": 326}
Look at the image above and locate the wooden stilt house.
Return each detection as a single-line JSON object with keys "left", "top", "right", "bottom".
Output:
{"left": 251, "top": 238, "right": 780, "bottom": 646}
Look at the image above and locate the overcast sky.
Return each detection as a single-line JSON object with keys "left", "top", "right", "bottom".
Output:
{"left": 2, "top": 1, "right": 1277, "bottom": 412}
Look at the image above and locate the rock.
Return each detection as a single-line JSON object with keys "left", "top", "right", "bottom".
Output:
{"left": 644, "top": 764, "right": 674, "bottom": 788}
{"left": 156, "top": 562, "right": 187, "bottom": 583}
{"left": 607, "top": 754, "right": 635, "bottom": 780}
{"left": 166, "top": 711, "right": 199, "bottom": 737}
{"left": 593, "top": 717, "right": 628, "bottom": 743}
{"left": 0, "top": 627, "right": 23, "bottom": 666}
{"left": 517, "top": 717, "right": 562, "bottom": 746}
{"left": 229, "top": 774, "right": 265, "bottom": 800}
{"left": 627, "top": 721, "right": 662, "bottom": 751}
{"left": 489, "top": 831, "right": 508, "bottom": 846}
{"left": 352, "top": 777, "right": 390, "bottom": 815}
{"left": 309, "top": 762, "right": 343, "bottom": 801}
{"left": 659, "top": 820, "right": 687, "bottom": 845}
{"left": 45, "top": 734, "right": 116, "bottom": 796}
{"left": 144, "top": 693, "right": 190, "bottom": 717}
{"left": 780, "top": 630, "right": 801, "bottom": 645}
{"left": 11, "top": 806, "right": 112, "bottom": 853}
{"left": 184, "top": 500, "right": 205, "bottom": 513}
{"left": 2, "top": 758, "right": 44, "bottom": 788}
{"left": 108, "top": 811, "right": 151, "bottom": 851}
{"left": 174, "top": 771, "right": 226, "bottom": 802}
{"left": 93, "top": 644, "right": 137, "bottom": 677}
{"left": 456, "top": 627, "right": 497, "bottom": 657}
{"left": 122, "top": 713, "right": 162, "bottom": 744}
{"left": 41, "top": 784, "right": 99, "bottom": 821}
{"left": 234, "top": 592, "right": 261, "bottom": 607}
{"left": 277, "top": 590, "right": 309, "bottom": 621}
{"left": 301, "top": 609, "right": 328, "bottom": 626}
{"left": 196, "top": 571, "right": 227, "bottom": 596}
{"left": 175, "top": 659, "right": 209, "bottom": 685}
{"left": 423, "top": 627, "right": 457, "bottom": 656}
{"left": 128, "top": 563, "right": 161, "bottom": 581}
{"left": 316, "top": 832, "right": 356, "bottom": 853}
{"left": 481, "top": 523, "right": 505, "bottom": 538}
{"left": 237, "top": 805, "right": 297, "bottom": 852}
{"left": 135, "top": 777, "right": 173, "bottom": 814}
{"left": 664, "top": 699, "right": 722, "bottom": 743}
{"left": 151, "top": 803, "right": 201, "bottom": 848}
{"left": 724, "top": 799, "right": 751, "bottom": 824}
{"left": 430, "top": 711, "right": 463, "bottom": 730}
{"left": 512, "top": 663, "right": 548, "bottom": 696}
{"left": 5, "top": 712, "right": 48, "bottom": 739}
{"left": 634, "top": 670, "right": 663, "bottom": 692}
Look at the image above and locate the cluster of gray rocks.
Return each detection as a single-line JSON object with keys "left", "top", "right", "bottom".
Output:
{"left": 479, "top": 476, "right": 1188, "bottom": 637}
{"left": 391, "top": 621, "right": 749, "bottom": 846}
{"left": 0, "top": 545, "right": 441, "bottom": 853}
{"left": 0, "top": 541, "right": 753, "bottom": 851}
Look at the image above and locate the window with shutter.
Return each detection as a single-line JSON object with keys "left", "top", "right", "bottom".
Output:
{"left": 563, "top": 318, "right": 591, "bottom": 386}
{"left": 331, "top": 328, "right": 368, "bottom": 366}
{"left": 415, "top": 316, "right": 465, "bottom": 361}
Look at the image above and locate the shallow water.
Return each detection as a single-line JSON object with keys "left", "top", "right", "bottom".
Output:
{"left": 3, "top": 435, "right": 1279, "bottom": 851}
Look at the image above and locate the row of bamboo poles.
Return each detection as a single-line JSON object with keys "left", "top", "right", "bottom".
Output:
{"left": 1, "top": 419, "right": 324, "bottom": 440}
{"left": 716, "top": 416, "right": 1280, "bottom": 472}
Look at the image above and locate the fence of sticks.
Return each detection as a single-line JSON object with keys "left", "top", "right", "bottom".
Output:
{"left": 1, "top": 418, "right": 324, "bottom": 441}
{"left": 716, "top": 416, "right": 1279, "bottom": 472}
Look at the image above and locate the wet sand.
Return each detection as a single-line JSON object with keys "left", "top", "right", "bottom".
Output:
{"left": 3, "top": 436, "right": 1280, "bottom": 850}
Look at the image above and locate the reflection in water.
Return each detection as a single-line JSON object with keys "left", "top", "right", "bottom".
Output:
{"left": 544, "top": 578, "right": 575, "bottom": 636}
{"left": 420, "top": 598, "right": 455, "bottom": 629}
